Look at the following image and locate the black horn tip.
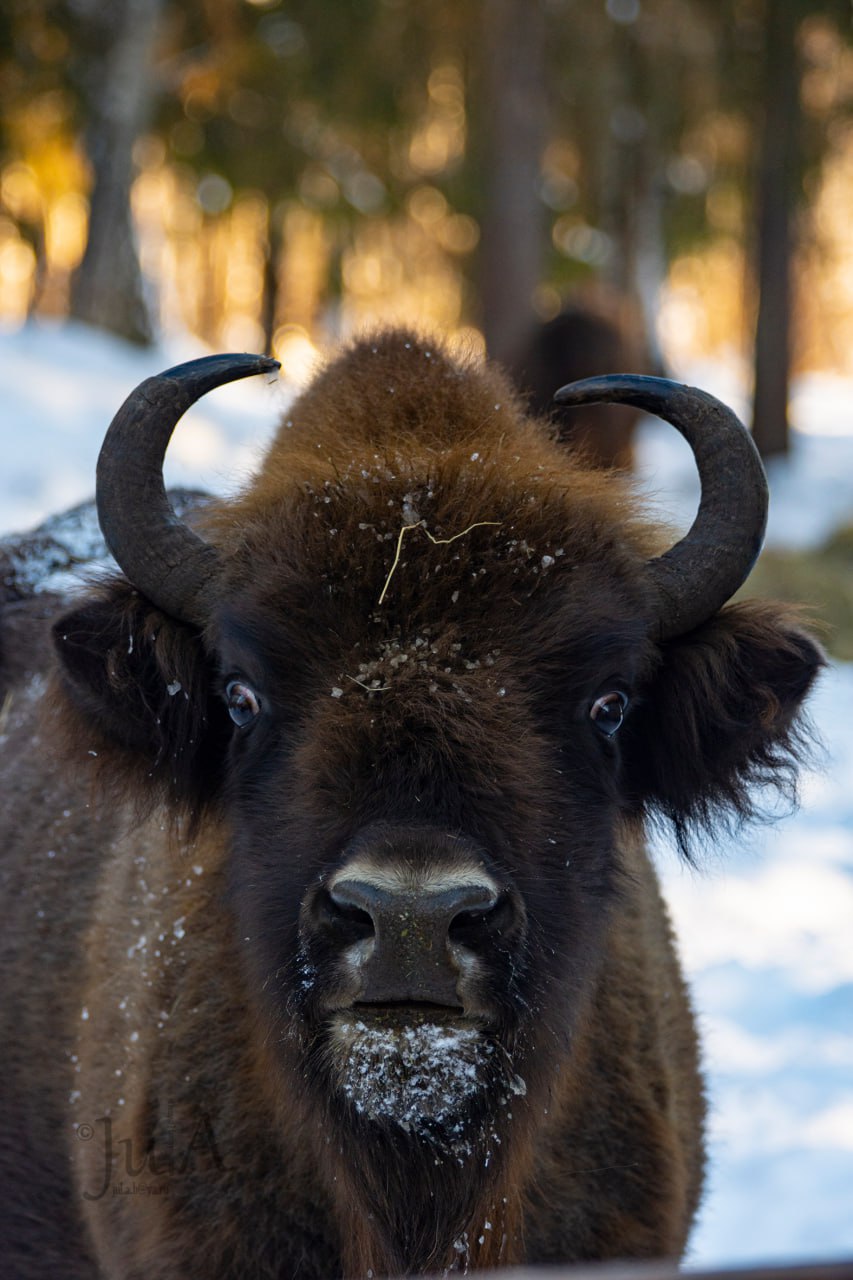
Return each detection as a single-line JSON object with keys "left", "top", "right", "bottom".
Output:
{"left": 156, "top": 352, "right": 281, "bottom": 401}
{"left": 554, "top": 373, "right": 703, "bottom": 414}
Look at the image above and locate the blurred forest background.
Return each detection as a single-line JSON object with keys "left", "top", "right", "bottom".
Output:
{"left": 1, "top": 0, "right": 853, "bottom": 463}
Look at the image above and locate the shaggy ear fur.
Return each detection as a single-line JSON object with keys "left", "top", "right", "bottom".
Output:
{"left": 51, "top": 581, "right": 228, "bottom": 815}
{"left": 623, "top": 602, "right": 825, "bottom": 855}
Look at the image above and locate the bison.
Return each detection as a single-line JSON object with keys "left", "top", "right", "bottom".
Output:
{"left": 509, "top": 297, "right": 661, "bottom": 469}
{"left": 0, "top": 332, "right": 821, "bottom": 1278}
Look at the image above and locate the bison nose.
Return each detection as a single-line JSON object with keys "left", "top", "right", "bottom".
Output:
{"left": 329, "top": 878, "right": 500, "bottom": 944}
{"left": 317, "top": 878, "right": 509, "bottom": 1008}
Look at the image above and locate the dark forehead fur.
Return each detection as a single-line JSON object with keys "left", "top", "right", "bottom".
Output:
{"left": 208, "top": 331, "right": 661, "bottom": 676}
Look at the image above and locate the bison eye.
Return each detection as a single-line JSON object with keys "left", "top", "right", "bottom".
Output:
{"left": 590, "top": 690, "right": 628, "bottom": 737}
{"left": 226, "top": 679, "right": 261, "bottom": 728}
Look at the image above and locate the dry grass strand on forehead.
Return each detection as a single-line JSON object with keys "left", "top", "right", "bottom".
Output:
{"left": 378, "top": 518, "right": 503, "bottom": 605}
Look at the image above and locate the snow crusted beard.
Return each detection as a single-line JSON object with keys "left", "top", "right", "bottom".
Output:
{"left": 330, "top": 1018, "right": 523, "bottom": 1148}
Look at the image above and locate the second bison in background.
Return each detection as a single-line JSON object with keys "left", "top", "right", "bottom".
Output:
{"left": 0, "top": 331, "right": 822, "bottom": 1279}
{"left": 510, "top": 295, "right": 662, "bottom": 467}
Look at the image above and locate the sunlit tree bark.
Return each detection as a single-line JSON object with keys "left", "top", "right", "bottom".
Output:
{"left": 476, "top": 0, "right": 547, "bottom": 366}
{"left": 69, "top": 0, "right": 164, "bottom": 345}
{"left": 750, "top": 0, "right": 801, "bottom": 458}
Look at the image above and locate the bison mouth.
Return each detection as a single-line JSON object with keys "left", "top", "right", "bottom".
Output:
{"left": 350, "top": 999, "right": 466, "bottom": 1026}
{"left": 328, "top": 1006, "right": 500, "bottom": 1138}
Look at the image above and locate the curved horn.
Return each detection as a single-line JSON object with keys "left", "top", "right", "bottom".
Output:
{"left": 96, "top": 353, "right": 280, "bottom": 626}
{"left": 553, "top": 374, "right": 768, "bottom": 640}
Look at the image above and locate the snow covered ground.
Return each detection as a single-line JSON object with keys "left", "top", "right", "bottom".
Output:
{"left": 1, "top": 320, "right": 851, "bottom": 1269}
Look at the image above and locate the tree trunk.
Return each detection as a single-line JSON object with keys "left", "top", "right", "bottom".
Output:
{"left": 69, "top": 0, "right": 164, "bottom": 345}
{"left": 260, "top": 204, "right": 284, "bottom": 355}
{"left": 477, "top": 0, "right": 548, "bottom": 367}
{"left": 596, "top": 21, "right": 667, "bottom": 376}
{"left": 751, "top": 0, "right": 800, "bottom": 458}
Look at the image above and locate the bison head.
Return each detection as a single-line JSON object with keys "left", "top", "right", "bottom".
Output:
{"left": 52, "top": 333, "right": 821, "bottom": 1272}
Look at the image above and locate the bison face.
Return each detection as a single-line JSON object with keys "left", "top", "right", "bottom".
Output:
{"left": 204, "top": 494, "right": 656, "bottom": 1146}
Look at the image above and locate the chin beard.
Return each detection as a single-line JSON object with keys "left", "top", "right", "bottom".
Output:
{"left": 325, "top": 1012, "right": 527, "bottom": 1157}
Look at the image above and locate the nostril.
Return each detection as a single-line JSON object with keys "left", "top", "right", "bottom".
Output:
{"left": 315, "top": 886, "right": 375, "bottom": 944}
{"left": 448, "top": 891, "right": 517, "bottom": 949}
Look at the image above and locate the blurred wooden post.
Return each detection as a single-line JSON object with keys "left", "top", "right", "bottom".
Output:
{"left": 418, "top": 1259, "right": 853, "bottom": 1280}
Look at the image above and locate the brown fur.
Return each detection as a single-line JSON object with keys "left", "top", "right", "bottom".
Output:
{"left": 0, "top": 331, "right": 822, "bottom": 1278}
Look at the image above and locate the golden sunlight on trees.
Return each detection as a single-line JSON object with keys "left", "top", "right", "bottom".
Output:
{"left": 0, "top": 93, "right": 89, "bottom": 323}
{"left": 0, "top": 0, "right": 852, "bottom": 447}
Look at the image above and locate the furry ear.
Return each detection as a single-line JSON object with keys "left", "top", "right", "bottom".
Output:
{"left": 622, "top": 602, "right": 825, "bottom": 855}
{"left": 52, "top": 580, "right": 229, "bottom": 814}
